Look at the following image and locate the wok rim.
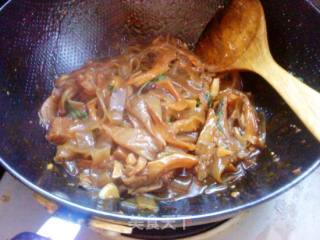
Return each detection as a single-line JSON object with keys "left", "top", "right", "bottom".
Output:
{"left": 1, "top": 156, "right": 319, "bottom": 225}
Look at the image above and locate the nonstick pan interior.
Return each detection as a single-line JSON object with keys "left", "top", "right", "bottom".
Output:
{"left": 0, "top": 0, "right": 319, "bottom": 226}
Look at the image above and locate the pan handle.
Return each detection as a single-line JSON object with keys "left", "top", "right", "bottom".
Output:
{"left": 11, "top": 207, "right": 133, "bottom": 240}
{"left": 11, "top": 206, "right": 84, "bottom": 240}
{"left": 11, "top": 232, "right": 49, "bottom": 240}
{"left": 13, "top": 193, "right": 133, "bottom": 239}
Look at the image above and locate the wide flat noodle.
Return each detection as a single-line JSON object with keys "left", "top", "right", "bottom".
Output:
{"left": 40, "top": 36, "right": 265, "bottom": 198}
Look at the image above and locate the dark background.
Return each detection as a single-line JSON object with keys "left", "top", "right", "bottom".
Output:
{"left": 0, "top": 0, "right": 5, "bottom": 176}
{"left": 0, "top": 0, "right": 8, "bottom": 178}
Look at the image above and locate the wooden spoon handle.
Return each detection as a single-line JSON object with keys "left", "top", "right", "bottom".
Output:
{"left": 255, "top": 60, "right": 320, "bottom": 141}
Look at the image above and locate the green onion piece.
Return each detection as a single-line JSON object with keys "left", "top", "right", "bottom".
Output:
{"left": 137, "top": 74, "right": 166, "bottom": 95}
{"left": 136, "top": 195, "right": 159, "bottom": 212}
{"left": 66, "top": 101, "right": 88, "bottom": 120}
{"left": 108, "top": 84, "right": 115, "bottom": 92}
{"left": 196, "top": 98, "right": 201, "bottom": 108}
{"left": 204, "top": 92, "right": 213, "bottom": 108}
{"left": 217, "top": 100, "right": 224, "bottom": 132}
{"left": 68, "top": 110, "right": 88, "bottom": 120}
{"left": 153, "top": 74, "right": 166, "bottom": 82}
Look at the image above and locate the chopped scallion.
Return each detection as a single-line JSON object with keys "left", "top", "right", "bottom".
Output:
{"left": 66, "top": 101, "right": 88, "bottom": 120}
{"left": 108, "top": 84, "right": 115, "bottom": 92}
{"left": 217, "top": 101, "right": 224, "bottom": 132}
{"left": 153, "top": 74, "right": 166, "bottom": 82}
{"left": 196, "top": 97, "right": 201, "bottom": 108}
{"left": 137, "top": 74, "right": 166, "bottom": 95}
{"left": 204, "top": 92, "right": 213, "bottom": 108}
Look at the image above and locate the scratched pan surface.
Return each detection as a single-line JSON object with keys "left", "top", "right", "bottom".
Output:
{"left": 0, "top": 0, "right": 319, "bottom": 226}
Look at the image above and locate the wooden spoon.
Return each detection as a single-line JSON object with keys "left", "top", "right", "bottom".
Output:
{"left": 196, "top": 0, "right": 320, "bottom": 141}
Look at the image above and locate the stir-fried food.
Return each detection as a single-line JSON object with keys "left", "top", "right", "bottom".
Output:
{"left": 39, "top": 36, "right": 265, "bottom": 200}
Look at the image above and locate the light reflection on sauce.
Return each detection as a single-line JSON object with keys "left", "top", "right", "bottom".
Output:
{"left": 64, "top": 158, "right": 249, "bottom": 202}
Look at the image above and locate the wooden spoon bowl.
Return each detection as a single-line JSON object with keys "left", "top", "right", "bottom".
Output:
{"left": 196, "top": 0, "right": 320, "bottom": 141}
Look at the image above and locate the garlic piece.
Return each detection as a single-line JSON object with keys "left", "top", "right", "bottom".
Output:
{"left": 99, "top": 183, "right": 120, "bottom": 199}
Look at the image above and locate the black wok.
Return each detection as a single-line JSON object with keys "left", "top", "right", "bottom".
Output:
{"left": 0, "top": 0, "right": 319, "bottom": 227}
